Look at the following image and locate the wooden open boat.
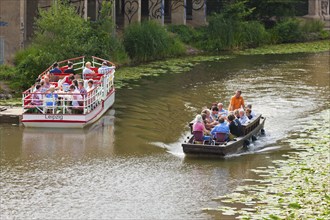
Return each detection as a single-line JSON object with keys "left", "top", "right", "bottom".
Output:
{"left": 182, "top": 114, "right": 266, "bottom": 157}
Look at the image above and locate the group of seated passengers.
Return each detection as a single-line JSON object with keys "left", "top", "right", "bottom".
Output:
{"left": 49, "top": 61, "right": 79, "bottom": 75}
{"left": 30, "top": 77, "right": 96, "bottom": 114}
{"left": 47, "top": 60, "right": 113, "bottom": 80}
{"left": 83, "top": 61, "right": 114, "bottom": 79}
{"left": 192, "top": 102, "right": 256, "bottom": 142}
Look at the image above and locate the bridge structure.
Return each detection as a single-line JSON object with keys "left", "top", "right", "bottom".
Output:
{"left": 0, "top": 0, "right": 329, "bottom": 65}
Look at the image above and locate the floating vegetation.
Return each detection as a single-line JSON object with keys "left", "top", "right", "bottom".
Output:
{"left": 238, "top": 40, "right": 330, "bottom": 55}
{"left": 212, "top": 109, "right": 330, "bottom": 219}
{"left": 115, "top": 55, "right": 233, "bottom": 88}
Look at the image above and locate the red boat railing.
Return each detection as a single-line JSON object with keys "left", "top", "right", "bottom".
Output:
{"left": 22, "top": 56, "right": 115, "bottom": 115}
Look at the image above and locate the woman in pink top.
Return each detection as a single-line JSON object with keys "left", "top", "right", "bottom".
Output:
{"left": 193, "top": 114, "right": 210, "bottom": 134}
{"left": 193, "top": 114, "right": 211, "bottom": 141}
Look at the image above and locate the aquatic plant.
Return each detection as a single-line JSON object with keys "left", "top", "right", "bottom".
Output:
{"left": 205, "top": 109, "right": 330, "bottom": 219}
{"left": 115, "top": 55, "right": 233, "bottom": 89}
{"left": 238, "top": 40, "right": 330, "bottom": 55}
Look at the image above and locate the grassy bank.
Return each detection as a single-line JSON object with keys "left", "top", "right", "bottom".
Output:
{"left": 204, "top": 109, "right": 330, "bottom": 219}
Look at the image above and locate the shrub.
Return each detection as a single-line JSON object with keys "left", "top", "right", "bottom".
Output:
{"left": 240, "top": 21, "right": 270, "bottom": 48}
{"left": 85, "top": 1, "right": 129, "bottom": 64}
{"left": 203, "top": 14, "right": 238, "bottom": 50}
{"left": 271, "top": 18, "right": 303, "bottom": 43}
{"left": 167, "top": 25, "right": 201, "bottom": 45}
{"left": 123, "top": 21, "right": 185, "bottom": 63}
{"left": 300, "top": 19, "right": 325, "bottom": 33}
{"left": 13, "top": 1, "right": 128, "bottom": 89}
{"left": 0, "top": 65, "right": 16, "bottom": 81}
{"left": 202, "top": 14, "right": 269, "bottom": 51}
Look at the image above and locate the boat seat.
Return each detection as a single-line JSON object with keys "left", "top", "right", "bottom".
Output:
{"left": 193, "top": 130, "right": 204, "bottom": 144}
{"left": 192, "top": 131, "right": 211, "bottom": 145}
{"left": 214, "top": 132, "right": 228, "bottom": 145}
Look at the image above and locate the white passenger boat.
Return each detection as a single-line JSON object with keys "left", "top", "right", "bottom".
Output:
{"left": 22, "top": 56, "right": 115, "bottom": 128}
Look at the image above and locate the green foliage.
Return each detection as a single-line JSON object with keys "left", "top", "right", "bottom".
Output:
{"left": 14, "top": 46, "right": 55, "bottom": 89}
{"left": 221, "top": 0, "right": 254, "bottom": 21}
{"left": 270, "top": 18, "right": 328, "bottom": 44}
{"left": 86, "top": 1, "right": 128, "bottom": 64}
{"left": 203, "top": 14, "right": 269, "bottom": 51}
{"left": 270, "top": 18, "right": 303, "bottom": 43}
{"left": 301, "top": 19, "right": 324, "bottom": 32}
{"left": 0, "top": 65, "right": 16, "bottom": 80}
{"left": 123, "top": 21, "right": 185, "bottom": 63}
{"left": 240, "top": 21, "right": 270, "bottom": 47}
{"left": 13, "top": 1, "right": 128, "bottom": 90}
{"left": 167, "top": 25, "right": 201, "bottom": 45}
{"left": 33, "top": 1, "right": 89, "bottom": 58}
{"left": 247, "top": 0, "right": 306, "bottom": 21}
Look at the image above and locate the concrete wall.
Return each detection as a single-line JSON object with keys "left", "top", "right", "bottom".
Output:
{"left": 0, "top": 0, "right": 23, "bottom": 64}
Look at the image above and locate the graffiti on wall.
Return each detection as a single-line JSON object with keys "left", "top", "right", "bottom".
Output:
{"left": 38, "top": 0, "right": 86, "bottom": 17}
{"left": 321, "top": 0, "right": 329, "bottom": 19}
{"left": 171, "top": 0, "right": 185, "bottom": 11}
{"left": 192, "top": 0, "right": 205, "bottom": 11}
{"left": 0, "top": 21, "right": 9, "bottom": 27}
{"left": 149, "top": 0, "right": 164, "bottom": 19}
{"left": 124, "top": 0, "right": 139, "bottom": 24}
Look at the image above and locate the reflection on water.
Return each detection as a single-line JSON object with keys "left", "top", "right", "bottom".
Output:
{"left": 0, "top": 52, "right": 329, "bottom": 219}
{"left": 1, "top": 110, "right": 115, "bottom": 163}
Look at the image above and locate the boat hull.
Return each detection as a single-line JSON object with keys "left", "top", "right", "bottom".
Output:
{"left": 22, "top": 90, "right": 115, "bottom": 128}
{"left": 182, "top": 116, "right": 266, "bottom": 157}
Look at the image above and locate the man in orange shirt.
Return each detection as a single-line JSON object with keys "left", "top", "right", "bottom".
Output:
{"left": 229, "top": 90, "right": 245, "bottom": 111}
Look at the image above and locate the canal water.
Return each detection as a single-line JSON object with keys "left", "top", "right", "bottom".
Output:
{"left": 0, "top": 52, "right": 329, "bottom": 219}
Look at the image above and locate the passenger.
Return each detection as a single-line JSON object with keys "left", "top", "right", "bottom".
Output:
{"left": 245, "top": 108, "right": 252, "bottom": 119}
{"left": 63, "top": 74, "right": 75, "bottom": 85}
{"left": 42, "top": 72, "right": 51, "bottom": 80}
{"left": 44, "top": 76, "right": 51, "bottom": 90}
{"left": 201, "top": 113, "right": 213, "bottom": 130}
{"left": 40, "top": 80, "right": 48, "bottom": 93}
{"left": 201, "top": 108, "right": 217, "bottom": 125}
{"left": 246, "top": 104, "right": 256, "bottom": 118}
{"left": 69, "top": 84, "right": 83, "bottom": 114}
{"left": 192, "top": 114, "right": 211, "bottom": 141}
{"left": 227, "top": 114, "right": 242, "bottom": 140}
{"left": 210, "top": 102, "right": 217, "bottom": 109}
{"left": 49, "top": 62, "right": 62, "bottom": 74}
{"left": 60, "top": 74, "right": 74, "bottom": 92}
{"left": 211, "top": 106, "right": 219, "bottom": 120}
{"left": 234, "top": 109, "right": 240, "bottom": 119}
{"left": 210, "top": 117, "right": 230, "bottom": 140}
{"left": 238, "top": 109, "right": 250, "bottom": 125}
{"left": 64, "top": 62, "right": 75, "bottom": 74}
{"left": 31, "top": 84, "right": 43, "bottom": 106}
{"left": 72, "top": 79, "right": 78, "bottom": 89}
{"left": 217, "top": 103, "right": 228, "bottom": 117}
{"left": 83, "top": 61, "right": 95, "bottom": 79}
{"left": 78, "top": 81, "right": 87, "bottom": 97}
{"left": 45, "top": 87, "right": 58, "bottom": 112}
{"left": 86, "top": 80, "right": 95, "bottom": 92}
{"left": 228, "top": 90, "right": 245, "bottom": 111}
{"left": 98, "top": 61, "right": 114, "bottom": 74}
